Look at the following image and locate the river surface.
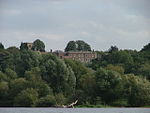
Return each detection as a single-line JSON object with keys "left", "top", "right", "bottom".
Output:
{"left": 0, "top": 108, "right": 150, "bottom": 113}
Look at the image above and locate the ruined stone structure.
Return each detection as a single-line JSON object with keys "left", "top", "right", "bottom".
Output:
{"left": 26, "top": 43, "right": 33, "bottom": 50}
{"left": 53, "top": 51, "right": 97, "bottom": 63}
{"left": 21, "top": 42, "right": 33, "bottom": 50}
{"left": 20, "top": 42, "right": 97, "bottom": 63}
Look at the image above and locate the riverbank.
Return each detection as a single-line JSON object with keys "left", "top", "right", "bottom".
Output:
{"left": 75, "top": 104, "right": 150, "bottom": 108}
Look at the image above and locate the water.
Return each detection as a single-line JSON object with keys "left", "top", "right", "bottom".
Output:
{"left": 0, "top": 108, "right": 150, "bottom": 113}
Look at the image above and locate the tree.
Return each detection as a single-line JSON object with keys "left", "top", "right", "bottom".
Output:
{"left": 0, "top": 81, "right": 9, "bottom": 106}
{"left": 6, "top": 47, "right": 21, "bottom": 73}
{"left": 95, "top": 68, "right": 124, "bottom": 104}
{"left": 64, "top": 59, "right": 91, "bottom": 89}
{"left": 40, "top": 54, "right": 76, "bottom": 94}
{"left": 24, "top": 67, "right": 53, "bottom": 97}
{"left": 5, "top": 68, "right": 17, "bottom": 80}
{"left": 108, "top": 46, "right": 118, "bottom": 53}
{"left": 9, "top": 78, "right": 28, "bottom": 98}
{"left": 65, "top": 41, "right": 76, "bottom": 52}
{"left": 20, "top": 43, "right": 28, "bottom": 50}
{"left": 55, "top": 93, "right": 67, "bottom": 105}
{"left": 35, "top": 95, "right": 56, "bottom": 107}
{"left": 0, "top": 72, "right": 8, "bottom": 82}
{"left": 109, "top": 51, "right": 133, "bottom": 65}
{"left": 14, "top": 88, "right": 38, "bottom": 107}
{"left": 63, "top": 65, "right": 76, "bottom": 97}
{"left": 65, "top": 40, "right": 91, "bottom": 52}
{"left": 0, "top": 49, "right": 11, "bottom": 71}
{"left": 79, "top": 73, "right": 96, "bottom": 104}
{"left": 0, "top": 43, "right": 4, "bottom": 49}
{"left": 141, "top": 43, "right": 150, "bottom": 52}
{"left": 32, "top": 39, "right": 45, "bottom": 52}
{"left": 76, "top": 40, "right": 91, "bottom": 51}
{"left": 25, "top": 67, "right": 41, "bottom": 81}
{"left": 123, "top": 74, "right": 150, "bottom": 106}
{"left": 18, "top": 50, "right": 40, "bottom": 76}
{"left": 105, "top": 64, "right": 124, "bottom": 75}
{"left": 139, "top": 63, "right": 150, "bottom": 80}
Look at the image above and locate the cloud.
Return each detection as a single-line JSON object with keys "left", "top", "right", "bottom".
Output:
{"left": 0, "top": 0, "right": 150, "bottom": 51}
{"left": 80, "top": 32, "right": 89, "bottom": 36}
{"left": 0, "top": 9, "right": 21, "bottom": 15}
{"left": 0, "top": 30, "right": 68, "bottom": 50}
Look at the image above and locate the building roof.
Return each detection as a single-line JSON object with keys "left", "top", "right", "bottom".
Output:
{"left": 67, "top": 51, "right": 96, "bottom": 53}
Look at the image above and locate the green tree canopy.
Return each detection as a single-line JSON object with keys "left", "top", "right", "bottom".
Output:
{"left": 123, "top": 74, "right": 150, "bottom": 106}
{"left": 35, "top": 95, "right": 56, "bottom": 107}
{"left": 9, "top": 78, "right": 28, "bottom": 98}
{"left": 0, "top": 43, "right": 4, "bottom": 49}
{"left": 40, "top": 54, "right": 76, "bottom": 94}
{"left": 65, "top": 40, "right": 91, "bottom": 52}
{"left": 95, "top": 68, "right": 124, "bottom": 104}
{"left": 76, "top": 40, "right": 91, "bottom": 51}
{"left": 32, "top": 39, "right": 45, "bottom": 52}
{"left": 141, "top": 43, "right": 150, "bottom": 52}
{"left": 65, "top": 41, "right": 76, "bottom": 52}
{"left": 14, "top": 88, "right": 38, "bottom": 107}
{"left": 0, "top": 40, "right": 150, "bottom": 107}
{"left": 108, "top": 46, "right": 119, "bottom": 53}
{"left": 20, "top": 43, "right": 28, "bottom": 50}
{"left": 0, "top": 81, "right": 9, "bottom": 106}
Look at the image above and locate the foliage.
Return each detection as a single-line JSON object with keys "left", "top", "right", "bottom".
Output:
{"left": 0, "top": 81, "right": 9, "bottom": 106}
{"left": 95, "top": 68, "right": 124, "bottom": 104}
{"left": 123, "top": 74, "right": 150, "bottom": 106}
{"left": 0, "top": 43, "right": 4, "bottom": 49}
{"left": 108, "top": 46, "right": 118, "bottom": 53}
{"left": 55, "top": 93, "right": 67, "bottom": 105}
{"left": 40, "top": 54, "right": 76, "bottom": 94}
{"left": 110, "top": 99, "right": 128, "bottom": 107}
{"left": 9, "top": 78, "right": 29, "bottom": 98}
{"left": 0, "top": 40, "right": 150, "bottom": 107}
{"left": 20, "top": 43, "right": 28, "bottom": 50}
{"left": 105, "top": 64, "right": 124, "bottom": 75}
{"left": 139, "top": 63, "right": 150, "bottom": 80}
{"left": 65, "top": 40, "right": 91, "bottom": 52}
{"left": 35, "top": 95, "right": 56, "bottom": 107}
{"left": 32, "top": 39, "right": 45, "bottom": 52}
{"left": 4, "top": 68, "right": 17, "bottom": 80}
{"left": 76, "top": 40, "right": 91, "bottom": 51}
{"left": 14, "top": 88, "right": 38, "bottom": 107}
{"left": 141, "top": 43, "right": 150, "bottom": 52}
{"left": 0, "top": 81, "right": 9, "bottom": 97}
{"left": 65, "top": 41, "right": 76, "bottom": 52}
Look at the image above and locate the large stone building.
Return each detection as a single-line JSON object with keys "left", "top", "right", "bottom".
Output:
{"left": 53, "top": 51, "right": 97, "bottom": 63}
{"left": 20, "top": 42, "right": 97, "bottom": 63}
{"left": 26, "top": 43, "right": 33, "bottom": 50}
{"left": 21, "top": 42, "right": 33, "bottom": 50}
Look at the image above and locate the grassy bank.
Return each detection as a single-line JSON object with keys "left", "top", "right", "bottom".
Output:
{"left": 75, "top": 104, "right": 112, "bottom": 108}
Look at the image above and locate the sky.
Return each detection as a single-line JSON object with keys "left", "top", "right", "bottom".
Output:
{"left": 0, "top": 0, "right": 150, "bottom": 51}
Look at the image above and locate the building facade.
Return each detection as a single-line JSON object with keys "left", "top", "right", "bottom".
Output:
{"left": 21, "top": 42, "right": 33, "bottom": 50}
{"left": 26, "top": 43, "right": 33, "bottom": 50}
{"left": 54, "top": 51, "right": 97, "bottom": 63}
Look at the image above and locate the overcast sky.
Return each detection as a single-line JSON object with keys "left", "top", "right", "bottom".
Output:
{"left": 0, "top": 0, "right": 150, "bottom": 51}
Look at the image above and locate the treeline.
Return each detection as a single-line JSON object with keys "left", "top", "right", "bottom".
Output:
{"left": 0, "top": 40, "right": 150, "bottom": 107}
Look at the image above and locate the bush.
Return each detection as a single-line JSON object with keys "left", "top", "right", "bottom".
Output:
{"left": 14, "top": 88, "right": 38, "bottom": 107}
{"left": 55, "top": 93, "right": 67, "bottom": 105}
{"left": 35, "top": 95, "right": 56, "bottom": 107}
{"left": 110, "top": 99, "right": 128, "bottom": 107}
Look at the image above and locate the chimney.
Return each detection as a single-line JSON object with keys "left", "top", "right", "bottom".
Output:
{"left": 50, "top": 49, "right": 52, "bottom": 53}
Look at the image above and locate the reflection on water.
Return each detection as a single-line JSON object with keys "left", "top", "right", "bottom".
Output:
{"left": 0, "top": 108, "right": 150, "bottom": 113}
